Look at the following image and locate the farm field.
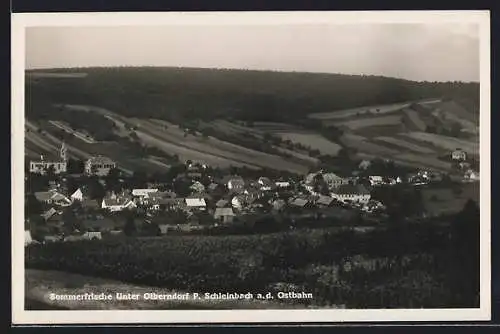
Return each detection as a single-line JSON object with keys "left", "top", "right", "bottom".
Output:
{"left": 402, "top": 132, "right": 479, "bottom": 155}
{"left": 333, "top": 115, "right": 403, "bottom": 130}
{"left": 308, "top": 99, "right": 441, "bottom": 121}
{"left": 62, "top": 105, "right": 311, "bottom": 174}
{"left": 275, "top": 132, "right": 342, "bottom": 156}
{"left": 403, "top": 108, "right": 427, "bottom": 131}
{"left": 373, "top": 137, "right": 436, "bottom": 154}
{"left": 48, "top": 120, "right": 96, "bottom": 143}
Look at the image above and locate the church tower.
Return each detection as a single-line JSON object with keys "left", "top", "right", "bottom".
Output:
{"left": 60, "top": 141, "right": 68, "bottom": 162}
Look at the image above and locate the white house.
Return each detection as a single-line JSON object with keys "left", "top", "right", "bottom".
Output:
{"left": 257, "top": 177, "right": 274, "bottom": 191}
{"left": 231, "top": 196, "right": 246, "bottom": 210}
{"left": 213, "top": 207, "right": 235, "bottom": 224}
{"left": 464, "top": 169, "right": 480, "bottom": 181}
{"left": 25, "top": 230, "right": 33, "bottom": 246}
{"left": 226, "top": 176, "right": 245, "bottom": 192}
{"left": 322, "top": 173, "right": 348, "bottom": 189}
{"left": 101, "top": 195, "right": 136, "bottom": 212}
{"left": 85, "top": 156, "right": 117, "bottom": 176}
{"left": 185, "top": 197, "right": 206, "bottom": 210}
{"left": 451, "top": 149, "right": 467, "bottom": 161}
{"left": 331, "top": 185, "right": 371, "bottom": 204}
{"left": 132, "top": 188, "right": 159, "bottom": 197}
{"left": 34, "top": 190, "right": 72, "bottom": 207}
{"left": 29, "top": 159, "right": 67, "bottom": 175}
{"left": 83, "top": 231, "right": 102, "bottom": 240}
{"left": 275, "top": 181, "right": 291, "bottom": 188}
{"left": 368, "top": 176, "right": 384, "bottom": 186}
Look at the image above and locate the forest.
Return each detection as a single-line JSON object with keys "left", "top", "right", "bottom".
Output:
{"left": 25, "top": 67, "right": 480, "bottom": 124}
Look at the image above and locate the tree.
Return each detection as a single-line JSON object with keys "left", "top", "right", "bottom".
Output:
{"left": 25, "top": 194, "right": 43, "bottom": 215}
{"left": 67, "top": 158, "right": 85, "bottom": 174}
{"left": 124, "top": 215, "right": 137, "bottom": 236}
{"left": 45, "top": 165, "right": 56, "bottom": 180}
{"left": 105, "top": 167, "right": 122, "bottom": 192}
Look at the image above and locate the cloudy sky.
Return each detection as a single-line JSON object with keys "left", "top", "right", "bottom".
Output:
{"left": 25, "top": 23, "right": 479, "bottom": 82}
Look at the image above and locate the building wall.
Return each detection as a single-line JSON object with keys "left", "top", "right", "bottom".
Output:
{"left": 29, "top": 161, "right": 67, "bottom": 174}
{"left": 85, "top": 160, "right": 116, "bottom": 176}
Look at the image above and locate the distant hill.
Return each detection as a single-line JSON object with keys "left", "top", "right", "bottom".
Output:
{"left": 25, "top": 67, "right": 479, "bottom": 123}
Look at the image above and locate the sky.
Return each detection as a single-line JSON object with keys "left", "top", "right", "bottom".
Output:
{"left": 25, "top": 23, "right": 480, "bottom": 82}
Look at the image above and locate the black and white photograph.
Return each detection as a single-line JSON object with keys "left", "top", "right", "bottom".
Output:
{"left": 11, "top": 11, "right": 490, "bottom": 324}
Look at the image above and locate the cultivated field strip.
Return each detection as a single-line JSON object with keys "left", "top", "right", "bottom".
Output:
{"left": 373, "top": 136, "right": 436, "bottom": 154}
{"left": 275, "top": 132, "right": 342, "bottom": 156}
{"left": 402, "top": 132, "right": 479, "bottom": 154}
{"left": 308, "top": 99, "right": 441, "bottom": 121}
{"left": 403, "top": 108, "right": 427, "bottom": 131}
{"left": 48, "top": 120, "right": 96, "bottom": 144}
{"left": 133, "top": 118, "right": 309, "bottom": 174}
{"left": 333, "top": 115, "right": 403, "bottom": 130}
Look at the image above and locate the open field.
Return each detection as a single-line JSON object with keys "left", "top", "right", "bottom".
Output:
{"left": 25, "top": 269, "right": 290, "bottom": 310}
{"left": 333, "top": 115, "right": 403, "bottom": 130}
{"left": 373, "top": 137, "right": 436, "bottom": 154}
{"left": 48, "top": 120, "right": 97, "bottom": 143}
{"left": 402, "top": 132, "right": 479, "bottom": 154}
{"left": 275, "top": 132, "right": 342, "bottom": 156}
{"left": 308, "top": 99, "right": 441, "bottom": 121}
{"left": 60, "top": 105, "right": 311, "bottom": 174}
{"left": 403, "top": 108, "right": 427, "bottom": 131}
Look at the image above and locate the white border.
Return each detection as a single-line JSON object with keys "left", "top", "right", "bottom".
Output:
{"left": 11, "top": 11, "right": 491, "bottom": 324}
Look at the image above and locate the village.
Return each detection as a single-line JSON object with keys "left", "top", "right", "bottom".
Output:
{"left": 24, "top": 141, "right": 479, "bottom": 245}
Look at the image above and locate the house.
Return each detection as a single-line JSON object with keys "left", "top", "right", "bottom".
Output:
{"left": 158, "top": 224, "right": 171, "bottom": 235}
{"left": 231, "top": 195, "right": 255, "bottom": 210}
{"left": 464, "top": 169, "right": 480, "bottom": 181}
{"left": 257, "top": 177, "right": 275, "bottom": 191}
{"left": 83, "top": 231, "right": 102, "bottom": 240}
{"left": 189, "top": 181, "right": 206, "bottom": 194}
{"left": 331, "top": 184, "right": 371, "bottom": 204}
{"left": 85, "top": 156, "right": 116, "bottom": 176}
{"left": 271, "top": 199, "right": 286, "bottom": 212}
{"left": 41, "top": 207, "right": 58, "bottom": 221}
{"left": 358, "top": 160, "right": 371, "bottom": 170}
{"left": 159, "top": 198, "right": 186, "bottom": 211}
{"left": 34, "top": 190, "right": 72, "bottom": 207}
{"left": 70, "top": 188, "right": 84, "bottom": 201}
{"left": 215, "top": 199, "right": 229, "bottom": 208}
{"left": 101, "top": 194, "right": 136, "bottom": 212}
{"left": 368, "top": 176, "right": 384, "bottom": 186}
{"left": 316, "top": 195, "right": 335, "bottom": 207}
{"left": 25, "top": 230, "right": 33, "bottom": 246}
{"left": 213, "top": 207, "right": 235, "bottom": 224}
{"left": 451, "top": 149, "right": 467, "bottom": 161}
{"left": 43, "top": 235, "right": 62, "bottom": 243}
{"left": 225, "top": 176, "right": 245, "bottom": 192}
{"left": 288, "top": 197, "right": 309, "bottom": 208}
{"left": 322, "top": 173, "right": 349, "bottom": 189}
{"left": 185, "top": 197, "right": 207, "bottom": 210}
{"left": 132, "top": 188, "right": 159, "bottom": 198}
{"left": 275, "top": 181, "right": 291, "bottom": 188}
{"left": 29, "top": 158, "right": 67, "bottom": 175}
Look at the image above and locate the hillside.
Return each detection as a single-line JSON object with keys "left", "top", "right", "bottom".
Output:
{"left": 26, "top": 67, "right": 479, "bottom": 123}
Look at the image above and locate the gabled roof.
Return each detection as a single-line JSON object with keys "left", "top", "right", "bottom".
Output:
{"left": 214, "top": 207, "right": 235, "bottom": 217}
{"left": 317, "top": 195, "right": 334, "bottom": 206}
{"left": 185, "top": 198, "right": 206, "bottom": 207}
{"left": 208, "top": 183, "right": 219, "bottom": 191}
{"left": 42, "top": 207, "right": 58, "bottom": 220}
{"left": 102, "top": 196, "right": 134, "bottom": 207}
{"left": 332, "top": 184, "right": 370, "bottom": 195}
{"left": 132, "top": 188, "right": 158, "bottom": 196}
{"left": 322, "top": 173, "right": 343, "bottom": 183}
{"left": 87, "top": 156, "right": 115, "bottom": 165}
{"left": 216, "top": 199, "right": 229, "bottom": 207}
{"left": 289, "top": 198, "right": 309, "bottom": 207}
